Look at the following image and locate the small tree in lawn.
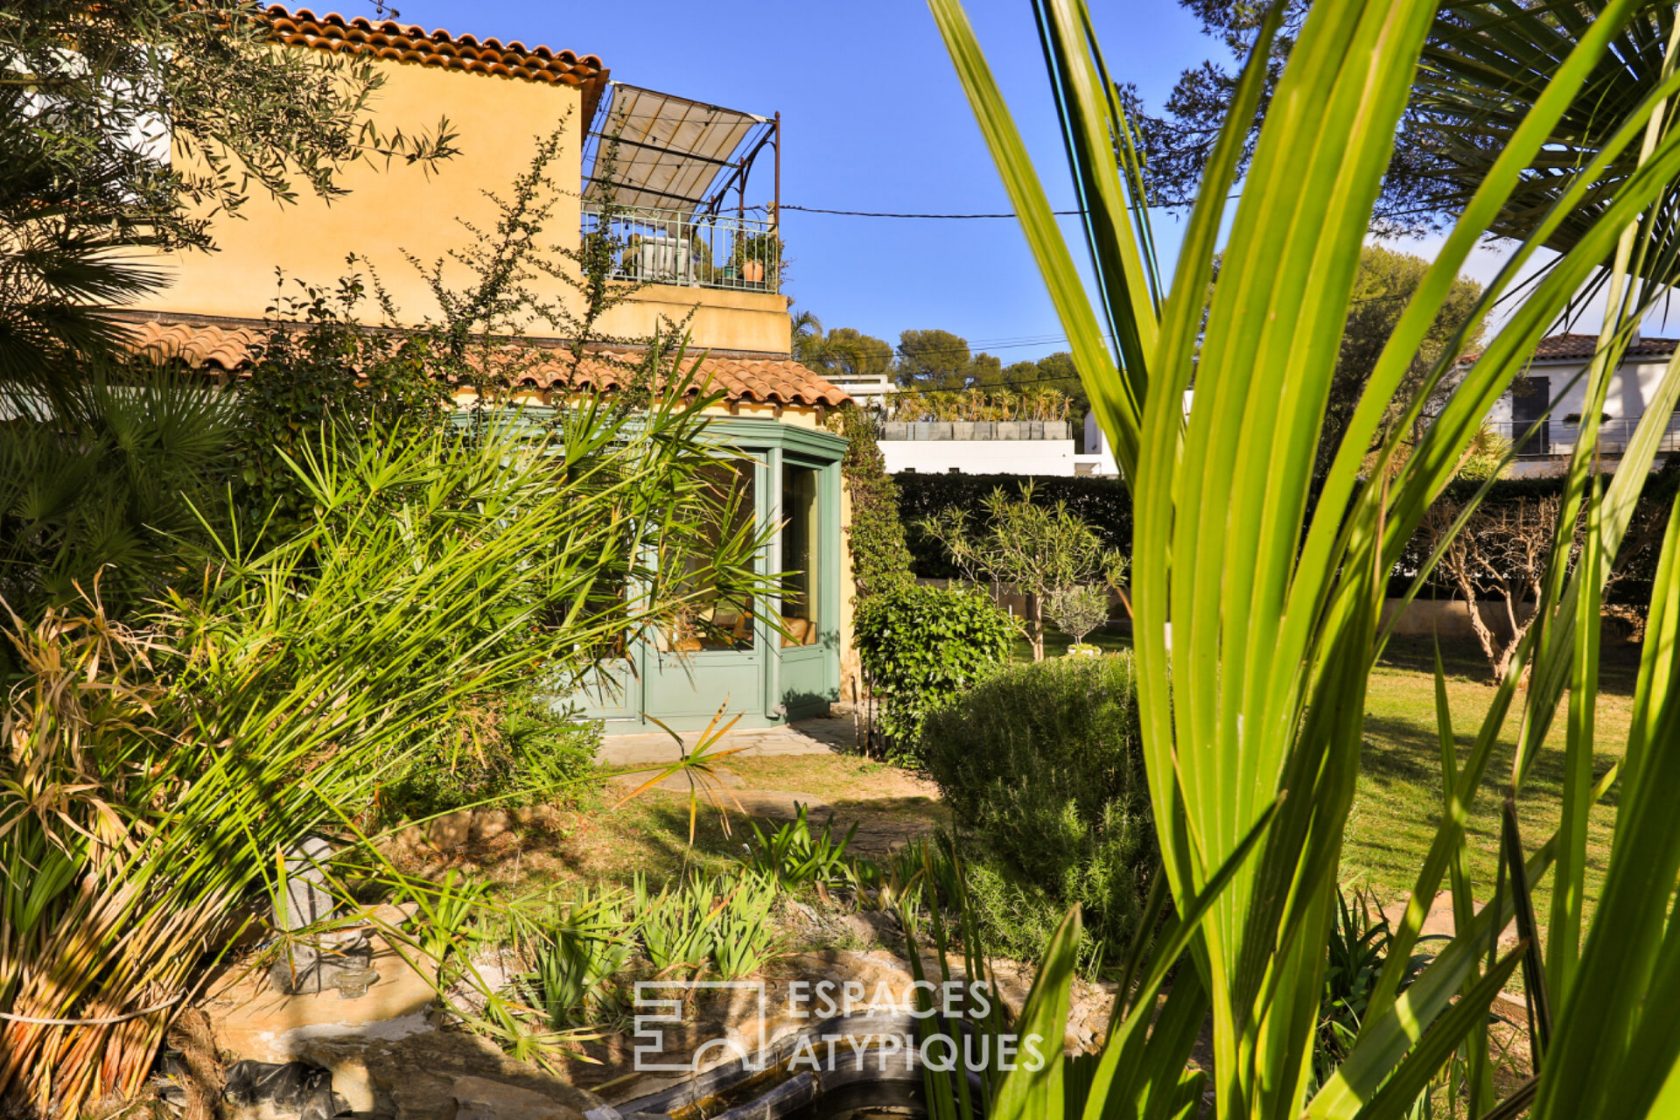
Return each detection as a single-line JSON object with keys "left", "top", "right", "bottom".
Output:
{"left": 1045, "top": 584, "right": 1111, "bottom": 653}
{"left": 1424, "top": 493, "right": 1569, "bottom": 679}
{"left": 920, "top": 483, "right": 1123, "bottom": 660}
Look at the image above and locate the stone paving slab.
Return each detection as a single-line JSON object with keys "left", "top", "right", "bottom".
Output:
{"left": 596, "top": 712, "right": 857, "bottom": 768}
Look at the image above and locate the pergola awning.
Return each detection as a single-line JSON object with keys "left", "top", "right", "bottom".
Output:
{"left": 583, "top": 83, "right": 775, "bottom": 215}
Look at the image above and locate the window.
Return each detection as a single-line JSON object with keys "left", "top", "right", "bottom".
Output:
{"left": 780, "top": 462, "right": 821, "bottom": 646}
{"left": 667, "top": 461, "right": 757, "bottom": 652}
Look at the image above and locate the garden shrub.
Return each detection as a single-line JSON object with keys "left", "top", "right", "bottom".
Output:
{"left": 235, "top": 279, "right": 452, "bottom": 539}
{"left": 0, "top": 371, "right": 241, "bottom": 633}
{"left": 899, "top": 469, "right": 1675, "bottom": 615}
{"left": 384, "top": 692, "right": 601, "bottom": 820}
{"left": 920, "top": 654, "right": 1154, "bottom": 955}
{"left": 853, "top": 583, "right": 1017, "bottom": 758}
{"left": 522, "top": 886, "right": 634, "bottom": 1029}
{"left": 739, "top": 802, "right": 857, "bottom": 895}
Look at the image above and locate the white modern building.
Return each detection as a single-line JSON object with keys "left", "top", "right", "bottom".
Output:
{"left": 818, "top": 370, "right": 1122, "bottom": 478}
{"left": 820, "top": 371, "right": 898, "bottom": 411}
{"left": 1079, "top": 412, "right": 1122, "bottom": 477}
{"left": 879, "top": 419, "right": 1082, "bottom": 475}
{"left": 1486, "top": 333, "right": 1680, "bottom": 475}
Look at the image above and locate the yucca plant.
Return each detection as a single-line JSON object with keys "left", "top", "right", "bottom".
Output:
{"left": 708, "top": 871, "right": 781, "bottom": 981}
{"left": 0, "top": 373, "right": 774, "bottom": 1114}
{"left": 927, "top": 0, "right": 1680, "bottom": 1116}
{"left": 520, "top": 887, "right": 635, "bottom": 1030}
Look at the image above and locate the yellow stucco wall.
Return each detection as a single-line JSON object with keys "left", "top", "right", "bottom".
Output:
{"left": 600, "top": 283, "right": 791, "bottom": 354}
{"left": 137, "top": 52, "right": 790, "bottom": 356}
{"left": 137, "top": 60, "right": 584, "bottom": 324}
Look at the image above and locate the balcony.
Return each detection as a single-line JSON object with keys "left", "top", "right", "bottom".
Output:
{"left": 1486, "top": 416, "right": 1680, "bottom": 459}
{"left": 582, "top": 204, "right": 781, "bottom": 295}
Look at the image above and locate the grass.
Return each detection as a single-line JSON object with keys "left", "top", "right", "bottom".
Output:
{"left": 410, "top": 752, "right": 948, "bottom": 894}
{"left": 415, "top": 630, "right": 1627, "bottom": 946}
{"left": 1014, "top": 626, "right": 1632, "bottom": 926}
{"left": 1345, "top": 636, "right": 1636, "bottom": 922}
{"left": 1011, "top": 621, "right": 1133, "bottom": 661}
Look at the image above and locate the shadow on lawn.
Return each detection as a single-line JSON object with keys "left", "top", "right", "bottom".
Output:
{"left": 1359, "top": 711, "right": 1623, "bottom": 810}
{"left": 1378, "top": 634, "right": 1643, "bottom": 695}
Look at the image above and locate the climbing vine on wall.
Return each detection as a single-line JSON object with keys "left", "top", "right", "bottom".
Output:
{"left": 829, "top": 405, "right": 914, "bottom": 600}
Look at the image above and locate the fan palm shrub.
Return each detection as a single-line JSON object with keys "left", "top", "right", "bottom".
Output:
{"left": 0, "top": 372, "right": 772, "bottom": 1114}
{"left": 921, "top": 0, "right": 1680, "bottom": 1116}
{"left": 0, "top": 369, "right": 239, "bottom": 630}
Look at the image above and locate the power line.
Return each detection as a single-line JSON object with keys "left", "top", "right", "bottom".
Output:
{"left": 778, "top": 194, "right": 1239, "bottom": 220}
{"left": 781, "top": 204, "right": 1086, "bottom": 219}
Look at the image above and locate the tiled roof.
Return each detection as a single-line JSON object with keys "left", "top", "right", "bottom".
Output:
{"left": 119, "top": 318, "right": 850, "bottom": 409}
{"left": 1531, "top": 332, "right": 1679, "bottom": 361}
{"left": 128, "top": 319, "right": 262, "bottom": 370}
{"left": 263, "top": 6, "right": 610, "bottom": 118}
{"left": 513, "top": 349, "right": 852, "bottom": 408}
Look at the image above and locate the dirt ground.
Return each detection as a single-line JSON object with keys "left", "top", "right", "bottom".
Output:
{"left": 386, "top": 747, "right": 948, "bottom": 893}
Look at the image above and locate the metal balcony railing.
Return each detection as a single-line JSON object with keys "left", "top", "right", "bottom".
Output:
{"left": 1486, "top": 416, "right": 1680, "bottom": 457}
{"left": 580, "top": 204, "right": 781, "bottom": 294}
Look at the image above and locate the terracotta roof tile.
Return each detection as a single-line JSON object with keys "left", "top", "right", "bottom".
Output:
{"left": 263, "top": 7, "right": 610, "bottom": 118}
{"left": 1530, "top": 332, "right": 1679, "bottom": 362}
{"left": 125, "top": 319, "right": 264, "bottom": 370}
{"left": 118, "top": 318, "right": 850, "bottom": 409}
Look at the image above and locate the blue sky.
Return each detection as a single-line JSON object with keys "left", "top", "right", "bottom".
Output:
{"left": 373, "top": 1, "right": 1665, "bottom": 360}
{"left": 380, "top": 0, "right": 1213, "bottom": 363}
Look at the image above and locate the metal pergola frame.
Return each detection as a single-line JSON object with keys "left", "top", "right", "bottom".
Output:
{"left": 582, "top": 83, "right": 781, "bottom": 238}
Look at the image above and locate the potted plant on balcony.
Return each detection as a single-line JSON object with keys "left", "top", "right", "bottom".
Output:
{"left": 733, "top": 230, "right": 784, "bottom": 288}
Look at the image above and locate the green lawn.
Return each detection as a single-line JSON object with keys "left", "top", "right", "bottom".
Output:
{"left": 431, "top": 752, "right": 949, "bottom": 895}
{"left": 1345, "top": 636, "right": 1634, "bottom": 920}
{"left": 1011, "top": 622, "right": 1133, "bottom": 661}
{"left": 1019, "top": 626, "right": 1633, "bottom": 921}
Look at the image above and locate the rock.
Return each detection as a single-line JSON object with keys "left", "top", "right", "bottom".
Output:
{"left": 271, "top": 837, "right": 376, "bottom": 997}
{"left": 286, "top": 1045, "right": 376, "bottom": 1114}
{"left": 223, "top": 1060, "right": 336, "bottom": 1120}
{"left": 278, "top": 838, "right": 337, "bottom": 933}
{"left": 452, "top": 1075, "right": 585, "bottom": 1120}
{"left": 207, "top": 949, "right": 437, "bottom": 1066}
{"left": 204, "top": 938, "right": 609, "bottom": 1119}
{"left": 836, "top": 909, "right": 901, "bottom": 949}
{"left": 389, "top": 1072, "right": 461, "bottom": 1120}
{"left": 428, "top": 811, "right": 473, "bottom": 850}
{"left": 470, "top": 810, "right": 515, "bottom": 844}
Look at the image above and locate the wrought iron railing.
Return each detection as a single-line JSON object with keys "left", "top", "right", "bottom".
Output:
{"left": 580, "top": 204, "right": 781, "bottom": 294}
{"left": 1486, "top": 416, "right": 1680, "bottom": 457}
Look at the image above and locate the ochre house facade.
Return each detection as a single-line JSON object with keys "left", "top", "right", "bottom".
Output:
{"left": 123, "top": 6, "right": 857, "bottom": 730}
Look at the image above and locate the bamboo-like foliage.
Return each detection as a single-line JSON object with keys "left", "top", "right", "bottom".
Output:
{"left": 928, "top": 0, "right": 1680, "bottom": 1116}
{"left": 0, "top": 379, "right": 772, "bottom": 1114}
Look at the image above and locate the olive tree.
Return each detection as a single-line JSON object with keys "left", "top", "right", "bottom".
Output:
{"left": 921, "top": 483, "right": 1124, "bottom": 660}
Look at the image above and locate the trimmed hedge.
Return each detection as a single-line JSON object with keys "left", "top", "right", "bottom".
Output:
{"left": 896, "top": 472, "right": 1130, "bottom": 579}
{"left": 896, "top": 468, "right": 1679, "bottom": 602}
{"left": 853, "top": 583, "right": 1018, "bottom": 759}
{"left": 831, "top": 405, "right": 914, "bottom": 600}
